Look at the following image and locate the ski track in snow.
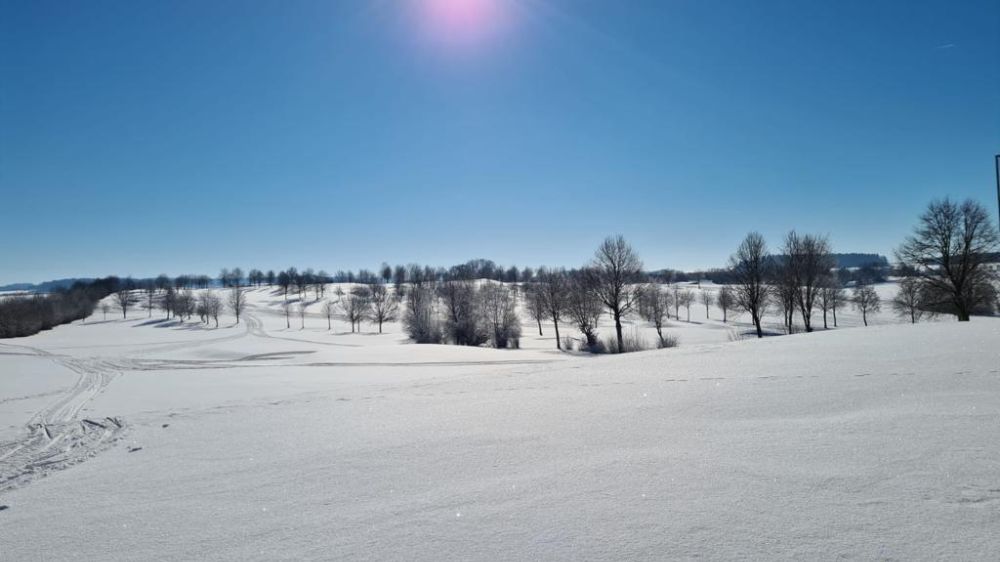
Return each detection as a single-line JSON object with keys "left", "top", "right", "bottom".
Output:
{"left": 0, "top": 316, "right": 261, "bottom": 493}
{"left": 0, "top": 307, "right": 496, "bottom": 493}
{"left": 0, "top": 343, "right": 127, "bottom": 493}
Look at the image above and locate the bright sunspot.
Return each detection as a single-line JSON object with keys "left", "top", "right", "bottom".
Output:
{"left": 412, "top": 0, "right": 511, "bottom": 50}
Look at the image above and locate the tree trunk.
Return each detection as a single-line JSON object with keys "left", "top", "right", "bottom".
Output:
{"left": 833, "top": 306, "right": 838, "bottom": 327}
{"left": 614, "top": 313, "right": 623, "bottom": 351}
{"left": 823, "top": 308, "right": 828, "bottom": 329}
{"left": 537, "top": 319, "right": 542, "bottom": 336}
{"left": 753, "top": 312, "right": 763, "bottom": 338}
{"left": 553, "top": 317, "right": 561, "bottom": 350}
{"left": 957, "top": 306, "right": 971, "bottom": 322}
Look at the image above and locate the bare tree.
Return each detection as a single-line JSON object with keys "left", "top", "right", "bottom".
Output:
{"left": 298, "top": 302, "right": 308, "bottom": 330}
{"left": 114, "top": 281, "right": 136, "bottom": 319}
{"left": 175, "top": 290, "right": 196, "bottom": 322}
{"left": 403, "top": 280, "right": 441, "bottom": 343}
{"left": 322, "top": 299, "right": 336, "bottom": 330}
{"left": 143, "top": 282, "right": 156, "bottom": 317}
{"left": 393, "top": 265, "right": 407, "bottom": 293}
{"left": 895, "top": 198, "right": 1000, "bottom": 321}
{"left": 100, "top": 302, "right": 110, "bottom": 321}
{"left": 316, "top": 271, "right": 329, "bottom": 299}
{"left": 891, "top": 277, "right": 926, "bottom": 324}
{"left": 716, "top": 286, "right": 734, "bottom": 323}
{"left": 339, "top": 286, "right": 370, "bottom": 333}
{"left": 699, "top": 290, "right": 714, "bottom": 319}
{"left": 160, "top": 287, "right": 176, "bottom": 319}
{"left": 852, "top": 283, "right": 881, "bottom": 326}
{"left": 523, "top": 282, "right": 546, "bottom": 336}
{"left": 480, "top": 282, "right": 521, "bottom": 348}
{"left": 773, "top": 260, "right": 797, "bottom": 334}
{"left": 565, "top": 272, "right": 604, "bottom": 351}
{"left": 816, "top": 275, "right": 842, "bottom": 329}
{"left": 782, "top": 231, "right": 836, "bottom": 332}
{"left": 638, "top": 284, "right": 670, "bottom": 346}
{"left": 438, "top": 279, "right": 486, "bottom": 346}
{"left": 538, "top": 268, "right": 569, "bottom": 350}
{"left": 826, "top": 280, "right": 846, "bottom": 327}
{"left": 672, "top": 285, "right": 680, "bottom": 320}
{"left": 228, "top": 287, "right": 247, "bottom": 324}
{"left": 677, "top": 289, "right": 694, "bottom": 322}
{"left": 203, "top": 292, "right": 223, "bottom": 327}
{"left": 282, "top": 300, "right": 292, "bottom": 329}
{"left": 729, "top": 232, "right": 770, "bottom": 338}
{"left": 196, "top": 298, "right": 209, "bottom": 324}
{"left": 588, "top": 235, "right": 644, "bottom": 352}
{"left": 368, "top": 283, "right": 399, "bottom": 334}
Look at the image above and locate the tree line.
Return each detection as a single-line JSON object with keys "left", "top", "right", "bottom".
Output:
{"left": 0, "top": 277, "right": 122, "bottom": 338}
{"left": 4, "top": 198, "right": 996, "bottom": 345}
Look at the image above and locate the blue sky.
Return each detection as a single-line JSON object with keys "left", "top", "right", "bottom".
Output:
{"left": 2, "top": 0, "right": 998, "bottom": 284}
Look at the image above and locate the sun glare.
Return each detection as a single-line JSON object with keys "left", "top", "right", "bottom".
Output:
{"left": 413, "top": 0, "right": 510, "bottom": 50}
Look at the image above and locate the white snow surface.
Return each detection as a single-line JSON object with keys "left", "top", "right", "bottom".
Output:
{"left": 1, "top": 285, "right": 999, "bottom": 560}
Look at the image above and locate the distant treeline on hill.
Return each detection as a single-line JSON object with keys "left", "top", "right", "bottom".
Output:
{"left": 0, "top": 278, "right": 119, "bottom": 338}
{"left": 0, "top": 277, "right": 96, "bottom": 293}
{"left": 828, "top": 253, "right": 890, "bottom": 268}
{"left": 2, "top": 254, "right": 890, "bottom": 295}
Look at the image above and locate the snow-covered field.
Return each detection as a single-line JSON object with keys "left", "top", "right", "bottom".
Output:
{"left": 1, "top": 284, "right": 998, "bottom": 560}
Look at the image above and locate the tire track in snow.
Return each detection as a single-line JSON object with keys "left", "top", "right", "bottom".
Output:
{"left": 0, "top": 354, "right": 126, "bottom": 494}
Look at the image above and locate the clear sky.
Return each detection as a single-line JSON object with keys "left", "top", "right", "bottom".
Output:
{"left": 2, "top": 0, "right": 998, "bottom": 285}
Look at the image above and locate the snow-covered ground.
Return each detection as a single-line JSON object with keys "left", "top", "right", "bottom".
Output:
{"left": 1, "top": 284, "right": 998, "bottom": 560}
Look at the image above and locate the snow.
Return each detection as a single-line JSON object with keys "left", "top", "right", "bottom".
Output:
{"left": 1, "top": 284, "right": 999, "bottom": 560}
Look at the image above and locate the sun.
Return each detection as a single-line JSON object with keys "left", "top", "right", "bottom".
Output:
{"left": 412, "top": 0, "right": 510, "bottom": 50}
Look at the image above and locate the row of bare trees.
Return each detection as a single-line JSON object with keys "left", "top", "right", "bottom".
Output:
{"left": 727, "top": 198, "right": 998, "bottom": 335}
{"left": 151, "top": 286, "right": 245, "bottom": 326}
{"left": 402, "top": 279, "right": 522, "bottom": 348}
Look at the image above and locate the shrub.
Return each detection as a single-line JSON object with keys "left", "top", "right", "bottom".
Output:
{"left": 602, "top": 326, "right": 650, "bottom": 354}
{"left": 657, "top": 334, "right": 679, "bottom": 349}
{"left": 561, "top": 336, "right": 576, "bottom": 351}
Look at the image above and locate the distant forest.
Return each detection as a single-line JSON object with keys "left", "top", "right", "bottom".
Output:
{"left": 828, "top": 254, "right": 890, "bottom": 268}
{"left": 0, "top": 254, "right": 889, "bottom": 294}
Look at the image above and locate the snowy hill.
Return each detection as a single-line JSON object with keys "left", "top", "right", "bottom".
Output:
{"left": 1, "top": 285, "right": 998, "bottom": 559}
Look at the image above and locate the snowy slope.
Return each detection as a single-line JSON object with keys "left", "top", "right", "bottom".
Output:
{"left": 1, "top": 297, "right": 998, "bottom": 560}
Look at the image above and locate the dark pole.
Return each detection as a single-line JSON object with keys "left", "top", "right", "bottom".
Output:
{"left": 995, "top": 154, "right": 1000, "bottom": 231}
